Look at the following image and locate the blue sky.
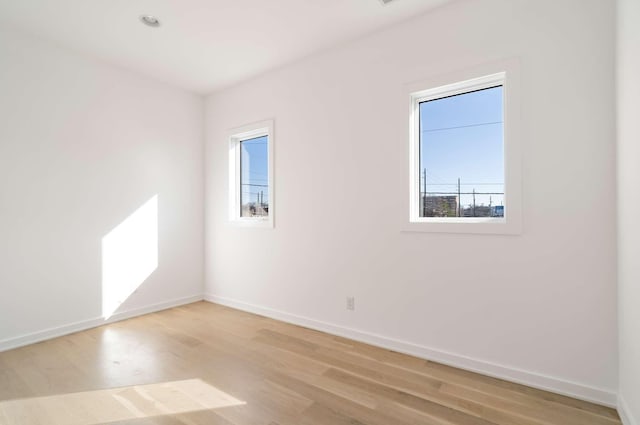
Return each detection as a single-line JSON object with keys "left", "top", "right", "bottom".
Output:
{"left": 420, "top": 86, "right": 504, "bottom": 209}
{"left": 240, "top": 135, "right": 269, "bottom": 207}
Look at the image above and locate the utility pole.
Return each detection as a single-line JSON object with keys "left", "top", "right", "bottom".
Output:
{"left": 422, "top": 168, "right": 427, "bottom": 217}
{"left": 472, "top": 188, "right": 476, "bottom": 217}
{"left": 457, "top": 177, "right": 461, "bottom": 217}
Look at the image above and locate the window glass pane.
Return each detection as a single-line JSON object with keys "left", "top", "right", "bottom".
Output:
{"left": 419, "top": 86, "right": 504, "bottom": 218}
{"left": 240, "top": 135, "right": 269, "bottom": 218}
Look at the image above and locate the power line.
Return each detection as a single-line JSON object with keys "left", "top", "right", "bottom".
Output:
{"left": 422, "top": 121, "right": 503, "bottom": 133}
{"left": 425, "top": 191, "right": 504, "bottom": 195}
{"left": 426, "top": 182, "right": 503, "bottom": 185}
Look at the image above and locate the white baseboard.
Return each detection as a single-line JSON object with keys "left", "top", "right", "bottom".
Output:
{"left": 0, "top": 294, "right": 204, "bottom": 352}
{"left": 619, "top": 395, "right": 638, "bottom": 425}
{"left": 205, "top": 293, "right": 617, "bottom": 408}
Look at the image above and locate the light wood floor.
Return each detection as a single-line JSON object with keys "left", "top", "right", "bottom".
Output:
{"left": 0, "top": 302, "right": 621, "bottom": 425}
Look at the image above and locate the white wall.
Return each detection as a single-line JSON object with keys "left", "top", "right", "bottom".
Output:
{"left": 0, "top": 27, "right": 204, "bottom": 349}
{"left": 205, "top": 0, "right": 618, "bottom": 405}
{"left": 617, "top": 0, "right": 640, "bottom": 422}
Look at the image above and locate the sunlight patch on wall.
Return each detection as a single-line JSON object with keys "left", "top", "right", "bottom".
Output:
{"left": 102, "top": 195, "right": 158, "bottom": 319}
{"left": 0, "top": 379, "right": 245, "bottom": 425}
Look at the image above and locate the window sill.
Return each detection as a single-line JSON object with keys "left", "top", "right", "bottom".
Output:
{"left": 402, "top": 218, "right": 521, "bottom": 235}
{"left": 229, "top": 218, "right": 274, "bottom": 229}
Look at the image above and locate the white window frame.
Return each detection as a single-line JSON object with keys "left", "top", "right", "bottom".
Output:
{"left": 228, "top": 120, "right": 274, "bottom": 228}
{"left": 405, "top": 61, "right": 522, "bottom": 235}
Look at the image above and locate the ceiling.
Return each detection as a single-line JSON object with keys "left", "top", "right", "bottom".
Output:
{"left": 0, "top": 0, "right": 451, "bottom": 94}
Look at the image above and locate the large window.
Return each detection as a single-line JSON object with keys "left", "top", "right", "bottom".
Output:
{"left": 229, "top": 120, "right": 274, "bottom": 227}
{"left": 407, "top": 68, "right": 521, "bottom": 234}
{"left": 419, "top": 84, "right": 504, "bottom": 219}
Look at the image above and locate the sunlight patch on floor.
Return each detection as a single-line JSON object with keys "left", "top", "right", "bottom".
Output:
{"left": 0, "top": 379, "right": 245, "bottom": 425}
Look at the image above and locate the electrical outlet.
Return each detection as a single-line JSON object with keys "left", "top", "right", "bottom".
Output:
{"left": 346, "top": 296, "right": 355, "bottom": 311}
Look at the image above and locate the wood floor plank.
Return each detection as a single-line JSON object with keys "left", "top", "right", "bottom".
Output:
{"left": 265, "top": 371, "right": 415, "bottom": 425}
{"left": 254, "top": 328, "right": 618, "bottom": 425}
{"left": 0, "top": 302, "right": 621, "bottom": 425}
{"left": 254, "top": 330, "right": 540, "bottom": 424}
{"left": 345, "top": 341, "right": 618, "bottom": 420}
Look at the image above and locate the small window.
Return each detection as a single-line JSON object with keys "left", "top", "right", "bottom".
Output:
{"left": 407, "top": 69, "right": 521, "bottom": 234}
{"left": 229, "top": 120, "right": 274, "bottom": 227}
{"left": 240, "top": 135, "right": 269, "bottom": 218}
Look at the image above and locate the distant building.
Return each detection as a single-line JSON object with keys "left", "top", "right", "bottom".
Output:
{"left": 461, "top": 204, "right": 501, "bottom": 218}
{"left": 241, "top": 203, "right": 268, "bottom": 217}
{"left": 491, "top": 205, "right": 505, "bottom": 217}
{"left": 421, "top": 195, "right": 458, "bottom": 217}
